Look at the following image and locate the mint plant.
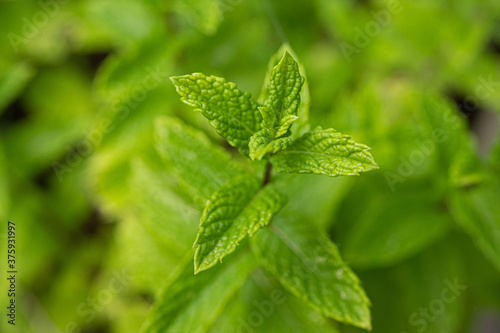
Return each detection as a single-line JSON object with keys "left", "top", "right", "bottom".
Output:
{"left": 145, "top": 46, "right": 379, "bottom": 331}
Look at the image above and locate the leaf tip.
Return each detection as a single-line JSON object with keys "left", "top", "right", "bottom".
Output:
{"left": 282, "top": 50, "right": 293, "bottom": 60}
{"left": 193, "top": 260, "right": 200, "bottom": 274}
{"left": 193, "top": 255, "right": 206, "bottom": 275}
{"left": 249, "top": 152, "right": 263, "bottom": 161}
{"left": 365, "top": 155, "right": 379, "bottom": 171}
{"left": 169, "top": 75, "right": 181, "bottom": 85}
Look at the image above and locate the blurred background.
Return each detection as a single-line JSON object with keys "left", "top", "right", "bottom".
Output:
{"left": 0, "top": 0, "right": 499, "bottom": 332}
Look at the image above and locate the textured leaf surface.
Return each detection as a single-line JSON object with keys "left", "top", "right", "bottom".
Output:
{"left": 143, "top": 251, "right": 256, "bottom": 333}
{"left": 450, "top": 184, "right": 500, "bottom": 272}
{"left": 271, "top": 127, "right": 378, "bottom": 177}
{"left": 264, "top": 51, "right": 304, "bottom": 121}
{"left": 170, "top": 73, "right": 261, "bottom": 155}
{"left": 251, "top": 218, "right": 372, "bottom": 330}
{"left": 248, "top": 107, "right": 298, "bottom": 160}
{"left": 249, "top": 52, "right": 304, "bottom": 160}
{"left": 155, "top": 116, "right": 244, "bottom": 207}
{"left": 249, "top": 107, "right": 295, "bottom": 160}
{"left": 259, "top": 44, "right": 310, "bottom": 139}
{"left": 275, "top": 115, "right": 299, "bottom": 138}
{"left": 194, "top": 174, "right": 287, "bottom": 273}
{"left": 249, "top": 127, "right": 293, "bottom": 161}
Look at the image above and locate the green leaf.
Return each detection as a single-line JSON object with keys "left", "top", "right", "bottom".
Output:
{"left": 249, "top": 129, "right": 293, "bottom": 161}
{"left": 248, "top": 108, "right": 295, "bottom": 160}
{"left": 251, "top": 217, "right": 372, "bottom": 330}
{"left": 170, "top": 73, "right": 262, "bottom": 155}
{"left": 154, "top": 116, "right": 245, "bottom": 207}
{"left": 270, "top": 127, "right": 378, "bottom": 177}
{"left": 341, "top": 185, "right": 450, "bottom": 268}
{"left": 449, "top": 184, "right": 500, "bottom": 272}
{"left": 419, "top": 95, "right": 482, "bottom": 185}
{"left": 280, "top": 174, "right": 352, "bottom": 229}
{"left": 0, "top": 61, "right": 35, "bottom": 113}
{"left": 275, "top": 115, "right": 299, "bottom": 138}
{"left": 4, "top": 63, "right": 95, "bottom": 177}
{"left": 249, "top": 52, "right": 304, "bottom": 160}
{"left": 259, "top": 44, "right": 310, "bottom": 139}
{"left": 489, "top": 137, "right": 500, "bottom": 173}
{"left": 194, "top": 174, "right": 287, "bottom": 273}
{"left": 357, "top": 240, "right": 465, "bottom": 333}
{"left": 83, "top": 0, "right": 163, "bottom": 47}
{"left": 130, "top": 156, "right": 199, "bottom": 255}
{"left": 93, "top": 33, "right": 174, "bottom": 107}
{"left": 208, "top": 269, "right": 340, "bottom": 333}
{"left": 0, "top": 144, "right": 8, "bottom": 221}
{"left": 113, "top": 216, "right": 181, "bottom": 293}
{"left": 173, "top": 0, "right": 223, "bottom": 35}
{"left": 264, "top": 51, "right": 304, "bottom": 121}
{"left": 143, "top": 250, "right": 257, "bottom": 333}
{"left": 248, "top": 107, "right": 296, "bottom": 160}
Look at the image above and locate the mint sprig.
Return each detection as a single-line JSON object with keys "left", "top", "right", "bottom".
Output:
{"left": 166, "top": 45, "right": 378, "bottom": 330}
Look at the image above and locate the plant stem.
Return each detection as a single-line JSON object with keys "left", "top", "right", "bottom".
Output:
{"left": 263, "top": 162, "right": 273, "bottom": 186}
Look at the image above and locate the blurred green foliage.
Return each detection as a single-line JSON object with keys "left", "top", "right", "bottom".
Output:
{"left": 0, "top": 0, "right": 499, "bottom": 332}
